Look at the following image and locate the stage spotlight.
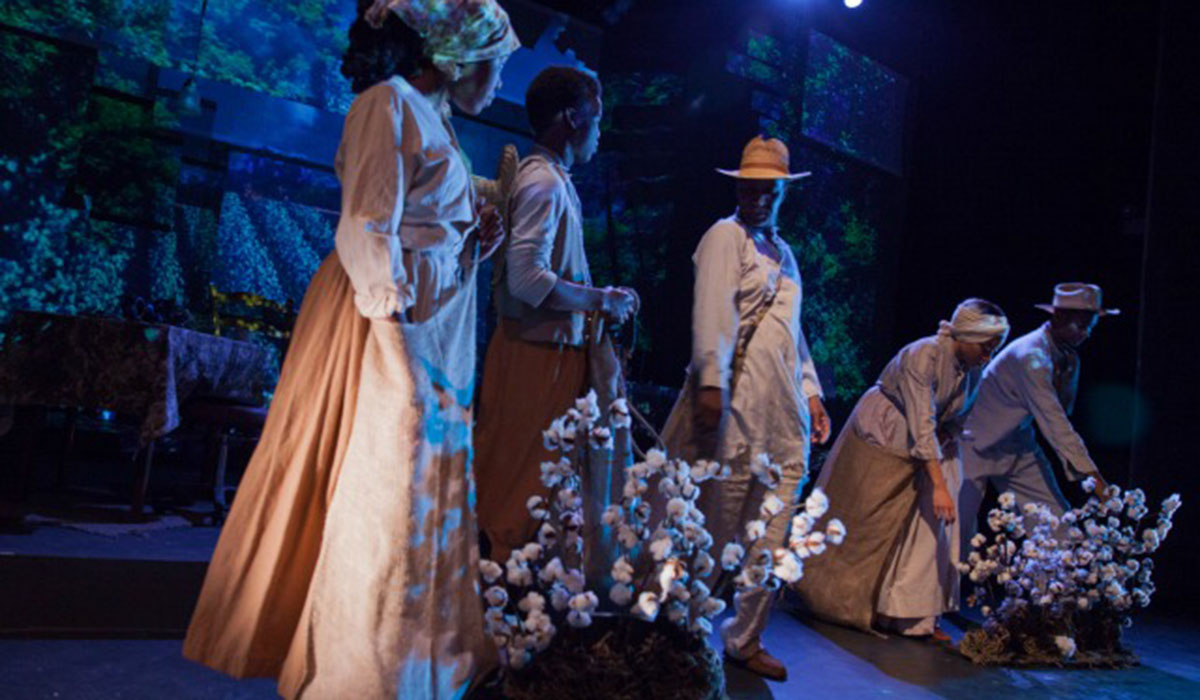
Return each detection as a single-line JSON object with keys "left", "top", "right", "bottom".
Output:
{"left": 844, "top": 0, "right": 863, "bottom": 8}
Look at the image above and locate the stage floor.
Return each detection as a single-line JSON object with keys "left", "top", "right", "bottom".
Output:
{"left": 3, "top": 609, "right": 1199, "bottom": 699}
{"left": 2, "top": 518, "right": 1199, "bottom": 698}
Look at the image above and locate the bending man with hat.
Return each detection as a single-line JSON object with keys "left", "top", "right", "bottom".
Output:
{"left": 794, "top": 299, "right": 1009, "bottom": 639}
{"left": 959, "top": 283, "right": 1118, "bottom": 551}
{"left": 662, "top": 136, "right": 831, "bottom": 682}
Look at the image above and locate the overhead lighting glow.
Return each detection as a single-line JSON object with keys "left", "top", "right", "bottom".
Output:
{"left": 844, "top": 0, "right": 863, "bottom": 8}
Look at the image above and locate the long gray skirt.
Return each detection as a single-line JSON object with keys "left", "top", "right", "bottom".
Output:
{"left": 791, "top": 421, "right": 921, "bottom": 633}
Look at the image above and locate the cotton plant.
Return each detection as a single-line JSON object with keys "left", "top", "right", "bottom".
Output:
{"left": 478, "top": 393, "right": 848, "bottom": 672}
{"left": 959, "top": 479, "right": 1181, "bottom": 665}
{"left": 603, "top": 449, "right": 846, "bottom": 639}
{"left": 477, "top": 391, "right": 612, "bottom": 670}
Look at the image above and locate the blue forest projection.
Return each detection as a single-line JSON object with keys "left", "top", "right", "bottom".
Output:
{"left": 1, "top": 1, "right": 903, "bottom": 406}
{"left": 0, "top": 0, "right": 589, "bottom": 358}
{"left": 802, "top": 30, "right": 908, "bottom": 176}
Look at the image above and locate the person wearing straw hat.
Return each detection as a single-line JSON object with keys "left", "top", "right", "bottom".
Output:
{"left": 793, "top": 299, "right": 1010, "bottom": 641}
{"left": 662, "top": 135, "right": 831, "bottom": 682}
{"left": 958, "top": 283, "right": 1119, "bottom": 550}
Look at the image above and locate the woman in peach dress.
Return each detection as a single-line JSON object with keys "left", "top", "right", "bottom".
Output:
{"left": 183, "top": 2, "right": 519, "bottom": 697}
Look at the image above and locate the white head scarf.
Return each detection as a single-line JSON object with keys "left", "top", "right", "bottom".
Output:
{"left": 938, "top": 299, "right": 1010, "bottom": 345}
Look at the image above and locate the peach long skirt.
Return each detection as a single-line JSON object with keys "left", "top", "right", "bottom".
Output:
{"left": 473, "top": 318, "right": 587, "bottom": 562}
{"left": 184, "top": 252, "right": 491, "bottom": 699}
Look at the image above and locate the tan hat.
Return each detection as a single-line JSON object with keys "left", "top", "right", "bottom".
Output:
{"left": 717, "top": 136, "right": 811, "bottom": 181}
{"left": 1035, "top": 283, "right": 1121, "bottom": 316}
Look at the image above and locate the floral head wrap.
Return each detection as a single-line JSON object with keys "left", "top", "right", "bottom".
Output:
{"left": 939, "top": 300, "right": 1010, "bottom": 345}
{"left": 365, "top": 0, "right": 521, "bottom": 78}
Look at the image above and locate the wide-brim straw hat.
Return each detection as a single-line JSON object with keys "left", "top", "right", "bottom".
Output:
{"left": 716, "top": 136, "right": 811, "bottom": 180}
{"left": 1035, "top": 282, "right": 1121, "bottom": 316}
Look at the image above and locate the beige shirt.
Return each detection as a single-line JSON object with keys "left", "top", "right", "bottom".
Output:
{"left": 333, "top": 76, "right": 476, "bottom": 321}
{"left": 691, "top": 217, "right": 821, "bottom": 398}
{"left": 493, "top": 146, "right": 592, "bottom": 346}
{"left": 853, "top": 333, "right": 978, "bottom": 462}
{"left": 690, "top": 217, "right": 822, "bottom": 467}
{"left": 962, "top": 323, "right": 1098, "bottom": 479}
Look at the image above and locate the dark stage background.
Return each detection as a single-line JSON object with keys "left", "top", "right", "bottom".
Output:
{"left": 1, "top": 0, "right": 1197, "bottom": 619}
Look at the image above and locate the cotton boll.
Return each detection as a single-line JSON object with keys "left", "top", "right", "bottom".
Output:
{"left": 550, "top": 583, "right": 571, "bottom": 611}
{"left": 650, "top": 536, "right": 674, "bottom": 561}
{"left": 589, "top": 425, "right": 613, "bottom": 450}
{"left": 760, "top": 493, "right": 785, "bottom": 518}
{"left": 791, "top": 513, "right": 815, "bottom": 538}
{"left": 539, "top": 557, "right": 565, "bottom": 586}
{"left": 609, "top": 583, "right": 633, "bottom": 606}
{"left": 773, "top": 551, "right": 804, "bottom": 583}
{"left": 669, "top": 581, "right": 691, "bottom": 602}
{"left": 645, "top": 449, "right": 668, "bottom": 470}
{"left": 507, "top": 647, "right": 531, "bottom": 670}
{"left": 611, "top": 556, "right": 635, "bottom": 584}
{"left": 617, "top": 524, "right": 639, "bottom": 549}
{"left": 1054, "top": 635, "right": 1077, "bottom": 659}
{"left": 805, "top": 488, "right": 830, "bottom": 519}
{"left": 526, "top": 495, "right": 549, "bottom": 520}
{"left": 634, "top": 592, "right": 660, "bottom": 621}
{"left": 537, "top": 522, "right": 558, "bottom": 548}
{"left": 570, "top": 591, "right": 599, "bottom": 613}
{"left": 506, "top": 563, "right": 533, "bottom": 587}
{"left": 609, "top": 397, "right": 632, "bottom": 429}
{"left": 690, "top": 617, "right": 713, "bottom": 636}
{"left": 700, "top": 596, "right": 727, "bottom": 618}
{"left": 479, "top": 559, "right": 503, "bottom": 583}
{"left": 803, "top": 532, "right": 827, "bottom": 557}
{"left": 721, "top": 543, "right": 745, "bottom": 569}
{"left": 484, "top": 586, "right": 509, "bottom": 608}
{"left": 521, "top": 543, "right": 544, "bottom": 562}
{"left": 563, "top": 568, "right": 586, "bottom": 594}
{"left": 518, "top": 592, "right": 546, "bottom": 613}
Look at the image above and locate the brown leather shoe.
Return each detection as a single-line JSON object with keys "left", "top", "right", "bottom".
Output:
{"left": 724, "top": 648, "right": 788, "bottom": 682}
{"left": 929, "top": 625, "right": 952, "bottom": 644}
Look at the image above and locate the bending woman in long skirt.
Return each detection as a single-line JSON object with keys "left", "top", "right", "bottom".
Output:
{"left": 794, "top": 299, "right": 1008, "bottom": 638}
{"left": 183, "top": 2, "right": 519, "bottom": 697}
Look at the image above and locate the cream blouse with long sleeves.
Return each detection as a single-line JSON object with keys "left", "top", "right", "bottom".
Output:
{"left": 852, "top": 333, "right": 978, "bottom": 462}
{"left": 492, "top": 145, "right": 593, "bottom": 346}
{"left": 690, "top": 217, "right": 822, "bottom": 467}
{"left": 334, "top": 76, "right": 476, "bottom": 321}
